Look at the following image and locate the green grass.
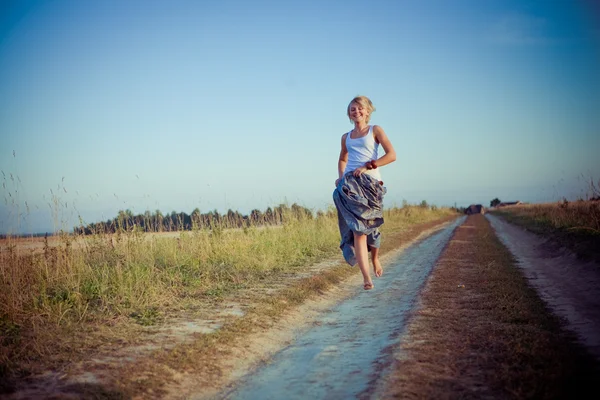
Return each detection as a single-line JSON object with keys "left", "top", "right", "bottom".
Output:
{"left": 0, "top": 205, "right": 456, "bottom": 329}
{"left": 0, "top": 204, "right": 457, "bottom": 392}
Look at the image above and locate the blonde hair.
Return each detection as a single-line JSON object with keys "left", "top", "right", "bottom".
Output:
{"left": 347, "top": 95, "right": 376, "bottom": 123}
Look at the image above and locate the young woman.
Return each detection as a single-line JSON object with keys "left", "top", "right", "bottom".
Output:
{"left": 333, "top": 96, "right": 396, "bottom": 290}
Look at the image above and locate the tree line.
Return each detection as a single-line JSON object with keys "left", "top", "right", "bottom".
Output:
{"left": 74, "top": 203, "right": 321, "bottom": 235}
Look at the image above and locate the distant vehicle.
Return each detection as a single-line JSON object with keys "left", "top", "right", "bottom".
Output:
{"left": 465, "top": 204, "right": 485, "bottom": 215}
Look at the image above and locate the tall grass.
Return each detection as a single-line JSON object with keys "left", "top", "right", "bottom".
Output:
{"left": 382, "top": 203, "right": 453, "bottom": 232}
{"left": 491, "top": 200, "right": 600, "bottom": 265}
{"left": 1, "top": 205, "right": 456, "bottom": 330}
{"left": 492, "top": 200, "right": 600, "bottom": 234}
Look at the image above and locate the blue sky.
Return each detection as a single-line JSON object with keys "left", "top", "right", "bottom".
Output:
{"left": 1, "top": 0, "right": 599, "bottom": 234}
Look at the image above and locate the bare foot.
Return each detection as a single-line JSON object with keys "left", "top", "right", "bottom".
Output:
{"left": 373, "top": 258, "right": 383, "bottom": 277}
{"left": 363, "top": 282, "right": 374, "bottom": 290}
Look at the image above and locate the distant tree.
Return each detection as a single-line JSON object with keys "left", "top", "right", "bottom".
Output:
{"left": 178, "top": 212, "right": 191, "bottom": 230}
{"left": 143, "top": 210, "right": 152, "bottom": 231}
{"left": 116, "top": 210, "right": 128, "bottom": 231}
{"left": 191, "top": 208, "right": 202, "bottom": 229}
{"left": 291, "top": 203, "right": 313, "bottom": 220}
{"left": 250, "top": 209, "right": 262, "bottom": 225}
{"left": 419, "top": 200, "right": 428, "bottom": 208}
{"left": 76, "top": 202, "right": 330, "bottom": 235}
{"left": 490, "top": 198, "right": 501, "bottom": 207}
{"left": 226, "top": 209, "right": 236, "bottom": 228}
{"left": 265, "top": 207, "right": 274, "bottom": 224}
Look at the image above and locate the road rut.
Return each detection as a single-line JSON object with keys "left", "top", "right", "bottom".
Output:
{"left": 217, "top": 217, "right": 466, "bottom": 400}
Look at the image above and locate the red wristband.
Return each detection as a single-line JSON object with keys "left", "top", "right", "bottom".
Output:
{"left": 370, "top": 160, "right": 378, "bottom": 169}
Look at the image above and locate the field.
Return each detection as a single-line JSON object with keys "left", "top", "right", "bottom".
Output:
{"left": 380, "top": 212, "right": 600, "bottom": 399}
{"left": 0, "top": 204, "right": 457, "bottom": 397}
{"left": 491, "top": 200, "right": 600, "bottom": 263}
{"left": 1, "top": 200, "right": 599, "bottom": 398}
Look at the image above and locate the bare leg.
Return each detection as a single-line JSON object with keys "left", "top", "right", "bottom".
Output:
{"left": 371, "top": 246, "right": 383, "bottom": 277}
{"left": 354, "top": 232, "right": 373, "bottom": 289}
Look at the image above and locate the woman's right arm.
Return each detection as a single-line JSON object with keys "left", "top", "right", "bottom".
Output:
{"left": 336, "top": 133, "right": 348, "bottom": 186}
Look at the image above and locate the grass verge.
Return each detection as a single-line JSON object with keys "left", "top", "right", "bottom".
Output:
{"left": 490, "top": 201, "right": 600, "bottom": 264}
{"left": 112, "top": 213, "right": 461, "bottom": 398}
{"left": 0, "top": 205, "right": 457, "bottom": 396}
{"left": 381, "top": 214, "right": 600, "bottom": 399}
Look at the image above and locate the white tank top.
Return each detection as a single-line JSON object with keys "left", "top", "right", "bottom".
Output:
{"left": 344, "top": 125, "right": 382, "bottom": 181}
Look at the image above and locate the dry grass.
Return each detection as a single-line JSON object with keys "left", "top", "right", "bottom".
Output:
{"left": 0, "top": 204, "right": 457, "bottom": 393}
{"left": 494, "top": 200, "right": 600, "bottom": 232}
{"left": 85, "top": 214, "right": 462, "bottom": 399}
{"left": 0, "top": 213, "right": 338, "bottom": 325}
{"left": 381, "top": 214, "right": 600, "bottom": 399}
{"left": 491, "top": 200, "right": 600, "bottom": 263}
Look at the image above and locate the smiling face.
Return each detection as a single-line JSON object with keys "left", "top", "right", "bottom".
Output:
{"left": 348, "top": 102, "right": 369, "bottom": 124}
{"left": 347, "top": 96, "right": 375, "bottom": 124}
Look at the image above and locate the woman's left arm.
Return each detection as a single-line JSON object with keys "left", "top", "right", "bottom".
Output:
{"left": 372, "top": 125, "right": 396, "bottom": 168}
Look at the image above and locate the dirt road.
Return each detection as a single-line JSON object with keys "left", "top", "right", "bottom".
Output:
{"left": 216, "top": 217, "right": 465, "bottom": 400}
{"left": 5, "top": 213, "right": 599, "bottom": 399}
{"left": 206, "top": 214, "right": 600, "bottom": 399}
{"left": 486, "top": 214, "right": 600, "bottom": 360}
